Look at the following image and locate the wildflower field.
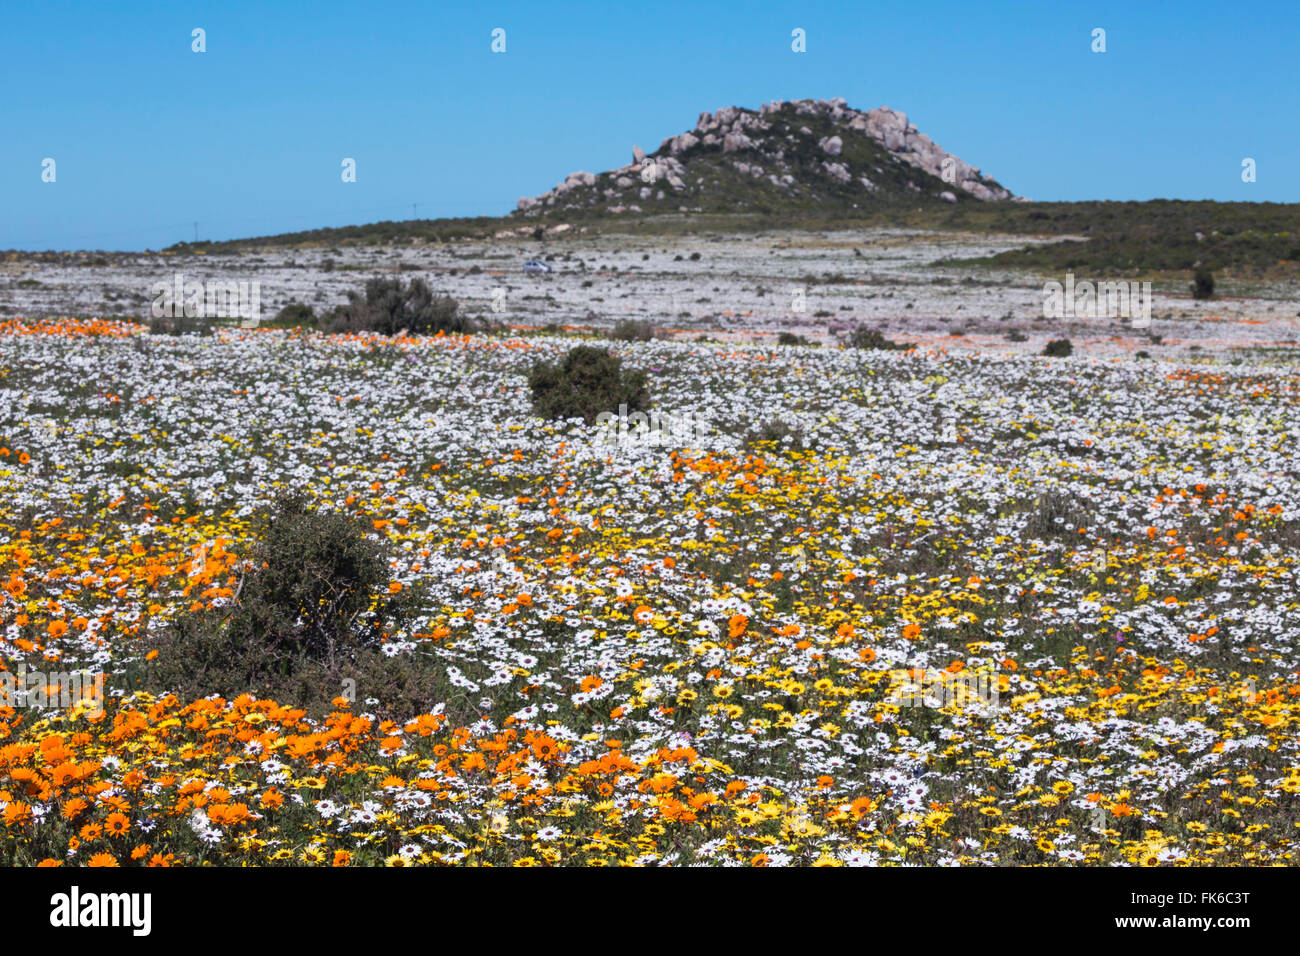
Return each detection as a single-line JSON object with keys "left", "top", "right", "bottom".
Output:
{"left": 2, "top": 316, "right": 1299, "bottom": 867}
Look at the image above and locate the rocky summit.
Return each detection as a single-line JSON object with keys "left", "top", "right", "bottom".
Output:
{"left": 514, "top": 97, "right": 1021, "bottom": 218}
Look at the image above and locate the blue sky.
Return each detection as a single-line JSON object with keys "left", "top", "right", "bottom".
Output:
{"left": 3, "top": 0, "right": 1296, "bottom": 251}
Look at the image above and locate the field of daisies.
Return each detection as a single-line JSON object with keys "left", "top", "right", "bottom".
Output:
{"left": 2, "top": 315, "right": 1299, "bottom": 867}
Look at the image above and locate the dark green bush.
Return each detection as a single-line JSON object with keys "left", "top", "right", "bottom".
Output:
{"left": 609, "top": 319, "right": 656, "bottom": 342}
{"left": 746, "top": 418, "right": 805, "bottom": 449}
{"left": 274, "top": 301, "right": 317, "bottom": 326}
{"left": 1191, "top": 267, "right": 1215, "bottom": 300}
{"left": 148, "top": 314, "right": 215, "bottom": 336}
{"left": 1043, "top": 338, "right": 1073, "bottom": 357}
{"left": 328, "top": 276, "right": 471, "bottom": 335}
{"left": 143, "top": 496, "right": 430, "bottom": 716}
{"left": 847, "top": 326, "right": 908, "bottom": 350}
{"left": 529, "top": 345, "right": 648, "bottom": 425}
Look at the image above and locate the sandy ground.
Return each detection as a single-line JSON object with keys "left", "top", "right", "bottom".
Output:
{"left": 3, "top": 229, "right": 1297, "bottom": 360}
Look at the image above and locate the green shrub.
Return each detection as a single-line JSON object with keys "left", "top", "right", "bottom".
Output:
{"left": 847, "top": 326, "right": 907, "bottom": 350}
{"left": 143, "top": 495, "right": 430, "bottom": 717}
{"left": 529, "top": 345, "right": 648, "bottom": 425}
{"left": 1191, "top": 266, "right": 1215, "bottom": 300}
{"left": 609, "top": 319, "right": 656, "bottom": 342}
{"left": 274, "top": 301, "right": 317, "bottom": 326}
{"left": 148, "top": 314, "right": 215, "bottom": 336}
{"left": 328, "top": 276, "right": 471, "bottom": 335}
{"left": 777, "top": 331, "right": 811, "bottom": 346}
{"left": 1043, "top": 338, "right": 1073, "bottom": 357}
{"left": 745, "top": 418, "right": 805, "bottom": 449}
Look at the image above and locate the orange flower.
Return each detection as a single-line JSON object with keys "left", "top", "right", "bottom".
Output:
{"left": 3, "top": 802, "right": 32, "bottom": 827}
{"left": 531, "top": 735, "right": 561, "bottom": 761}
{"left": 728, "top": 614, "right": 749, "bottom": 639}
{"left": 104, "top": 812, "right": 130, "bottom": 837}
{"left": 86, "top": 853, "right": 119, "bottom": 867}
{"left": 47, "top": 620, "right": 69, "bottom": 639}
{"left": 902, "top": 623, "right": 921, "bottom": 640}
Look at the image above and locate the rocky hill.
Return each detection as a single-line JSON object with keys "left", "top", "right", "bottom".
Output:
{"left": 514, "top": 98, "right": 1022, "bottom": 219}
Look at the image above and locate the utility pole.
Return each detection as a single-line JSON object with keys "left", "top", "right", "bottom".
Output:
{"left": 412, "top": 203, "right": 418, "bottom": 220}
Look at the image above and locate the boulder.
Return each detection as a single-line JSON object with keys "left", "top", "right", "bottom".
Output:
{"left": 722, "top": 131, "right": 754, "bottom": 152}
{"left": 662, "top": 131, "right": 699, "bottom": 155}
{"left": 822, "top": 161, "right": 852, "bottom": 183}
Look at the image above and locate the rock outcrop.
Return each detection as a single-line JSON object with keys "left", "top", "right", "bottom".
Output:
{"left": 515, "top": 97, "right": 1018, "bottom": 216}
